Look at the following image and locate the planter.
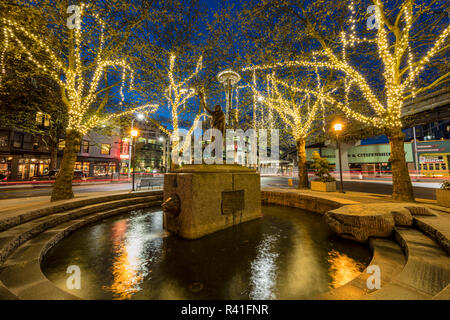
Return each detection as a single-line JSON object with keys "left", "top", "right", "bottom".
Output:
{"left": 311, "top": 181, "right": 336, "bottom": 192}
{"left": 436, "top": 189, "right": 450, "bottom": 207}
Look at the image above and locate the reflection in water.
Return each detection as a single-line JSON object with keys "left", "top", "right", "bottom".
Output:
{"left": 327, "top": 250, "right": 366, "bottom": 289}
{"left": 103, "top": 213, "right": 165, "bottom": 299}
{"left": 250, "top": 235, "right": 279, "bottom": 300}
{"left": 42, "top": 206, "right": 371, "bottom": 300}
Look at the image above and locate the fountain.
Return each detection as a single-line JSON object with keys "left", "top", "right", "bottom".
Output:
{"left": 162, "top": 68, "right": 261, "bottom": 240}
{"left": 163, "top": 164, "right": 261, "bottom": 239}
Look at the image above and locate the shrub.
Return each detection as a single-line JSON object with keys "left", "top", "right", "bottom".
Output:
{"left": 311, "top": 151, "right": 335, "bottom": 182}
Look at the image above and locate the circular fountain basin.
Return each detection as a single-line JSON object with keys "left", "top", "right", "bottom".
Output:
{"left": 42, "top": 205, "right": 371, "bottom": 300}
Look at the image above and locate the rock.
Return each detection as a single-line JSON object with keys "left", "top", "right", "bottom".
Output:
{"left": 323, "top": 203, "right": 433, "bottom": 242}
{"left": 391, "top": 208, "right": 414, "bottom": 226}
{"left": 404, "top": 206, "right": 437, "bottom": 216}
{"left": 324, "top": 205, "right": 395, "bottom": 242}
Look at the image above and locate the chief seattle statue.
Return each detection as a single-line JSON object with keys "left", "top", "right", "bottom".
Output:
{"left": 198, "top": 90, "right": 225, "bottom": 137}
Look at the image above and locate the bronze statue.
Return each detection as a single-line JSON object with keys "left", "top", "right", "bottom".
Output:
{"left": 198, "top": 90, "right": 225, "bottom": 136}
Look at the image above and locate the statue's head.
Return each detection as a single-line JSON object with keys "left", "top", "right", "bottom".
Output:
{"left": 214, "top": 105, "right": 221, "bottom": 112}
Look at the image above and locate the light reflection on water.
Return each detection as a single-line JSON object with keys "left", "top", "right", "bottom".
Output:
{"left": 103, "top": 213, "right": 166, "bottom": 299}
{"left": 42, "top": 206, "right": 371, "bottom": 300}
{"left": 249, "top": 234, "right": 279, "bottom": 299}
{"left": 327, "top": 250, "right": 366, "bottom": 289}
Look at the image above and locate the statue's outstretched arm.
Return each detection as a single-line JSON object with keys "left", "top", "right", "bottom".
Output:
{"left": 198, "top": 90, "right": 213, "bottom": 114}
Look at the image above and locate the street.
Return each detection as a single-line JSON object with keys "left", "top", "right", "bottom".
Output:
{"left": 0, "top": 176, "right": 439, "bottom": 200}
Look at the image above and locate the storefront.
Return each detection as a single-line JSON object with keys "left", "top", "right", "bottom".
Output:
{"left": 0, "top": 156, "right": 12, "bottom": 178}
{"left": 16, "top": 156, "right": 51, "bottom": 180}
{"left": 74, "top": 161, "right": 90, "bottom": 176}
{"left": 347, "top": 143, "right": 414, "bottom": 177}
{"left": 417, "top": 140, "right": 450, "bottom": 177}
{"left": 93, "top": 162, "right": 117, "bottom": 177}
{"left": 306, "top": 143, "right": 414, "bottom": 177}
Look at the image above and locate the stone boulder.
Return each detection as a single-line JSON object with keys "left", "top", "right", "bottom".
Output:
{"left": 324, "top": 203, "right": 432, "bottom": 242}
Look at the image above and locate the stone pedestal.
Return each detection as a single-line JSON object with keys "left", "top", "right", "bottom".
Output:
{"left": 163, "top": 164, "right": 261, "bottom": 239}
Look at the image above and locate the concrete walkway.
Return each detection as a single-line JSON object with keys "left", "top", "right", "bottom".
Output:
{"left": 0, "top": 189, "right": 158, "bottom": 222}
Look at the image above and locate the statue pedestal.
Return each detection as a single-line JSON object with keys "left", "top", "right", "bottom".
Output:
{"left": 163, "top": 164, "right": 261, "bottom": 239}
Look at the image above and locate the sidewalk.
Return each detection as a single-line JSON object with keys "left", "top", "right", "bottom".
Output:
{"left": 0, "top": 189, "right": 137, "bottom": 221}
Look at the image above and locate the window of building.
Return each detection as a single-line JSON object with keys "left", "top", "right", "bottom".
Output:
{"left": 58, "top": 139, "right": 65, "bottom": 150}
{"left": 36, "top": 112, "right": 51, "bottom": 127}
{"left": 101, "top": 144, "right": 111, "bottom": 155}
{"left": 80, "top": 140, "right": 89, "bottom": 153}
{"left": 0, "top": 132, "right": 8, "bottom": 147}
{"left": 13, "top": 133, "right": 24, "bottom": 148}
{"left": 423, "top": 164, "right": 428, "bottom": 170}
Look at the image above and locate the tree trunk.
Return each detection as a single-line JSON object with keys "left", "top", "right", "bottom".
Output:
{"left": 387, "top": 128, "right": 414, "bottom": 202}
{"left": 49, "top": 138, "right": 58, "bottom": 171}
{"left": 296, "top": 138, "right": 308, "bottom": 189}
{"left": 50, "top": 129, "right": 81, "bottom": 202}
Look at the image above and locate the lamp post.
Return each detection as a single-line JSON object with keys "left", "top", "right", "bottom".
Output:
{"left": 334, "top": 123, "right": 345, "bottom": 193}
{"left": 128, "top": 113, "right": 144, "bottom": 179}
{"left": 159, "top": 136, "right": 167, "bottom": 173}
{"left": 131, "top": 129, "right": 138, "bottom": 191}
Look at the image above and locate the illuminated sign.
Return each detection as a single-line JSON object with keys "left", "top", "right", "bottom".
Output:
{"left": 120, "top": 154, "right": 129, "bottom": 160}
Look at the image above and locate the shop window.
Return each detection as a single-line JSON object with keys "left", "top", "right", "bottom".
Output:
{"left": 36, "top": 112, "right": 51, "bottom": 127}
{"left": 58, "top": 139, "right": 65, "bottom": 150}
{"left": 101, "top": 144, "right": 111, "bottom": 155}
{"left": 80, "top": 140, "right": 89, "bottom": 153}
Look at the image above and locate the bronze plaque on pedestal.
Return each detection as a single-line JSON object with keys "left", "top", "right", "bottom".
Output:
{"left": 221, "top": 190, "right": 245, "bottom": 215}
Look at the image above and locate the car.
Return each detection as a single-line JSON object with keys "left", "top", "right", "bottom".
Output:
{"left": 31, "top": 169, "right": 86, "bottom": 181}
{"left": 31, "top": 169, "right": 59, "bottom": 181}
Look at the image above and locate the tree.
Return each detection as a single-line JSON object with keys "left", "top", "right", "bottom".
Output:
{"left": 148, "top": 54, "right": 205, "bottom": 169}
{"left": 0, "top": 56, "right": 67, "bottom": 170}
{"left": 1, "top": 2, "right": 157, "bottom": 201}
{"left": 249, "top": 70, "right": 334, "bottom": 188}
{"left": 243, "top": 0, "right": 449, "bottom": 201}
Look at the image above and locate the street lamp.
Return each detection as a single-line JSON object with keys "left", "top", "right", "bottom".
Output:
{"left": 128, "top": 113, "right": 144, "bottom": 179}
{"left": 334, "top": 123, "right": 345, "bottom": 193}
{"left": 158, "top": 136, "right": 169, "bottom": 173}
{"left": 131, "top": 129, "right": 139, "bottom": 191}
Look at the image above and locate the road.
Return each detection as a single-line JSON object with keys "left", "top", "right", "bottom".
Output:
{"left": 0, "top": 176, "right": 438, "bottom": 200}
{"left": 260, "top": 176, "right": 437, "bottom": 200}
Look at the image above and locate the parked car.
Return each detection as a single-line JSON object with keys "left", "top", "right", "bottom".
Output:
{"left": 31, "top": 170, "right": 86, "bottom": 181}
